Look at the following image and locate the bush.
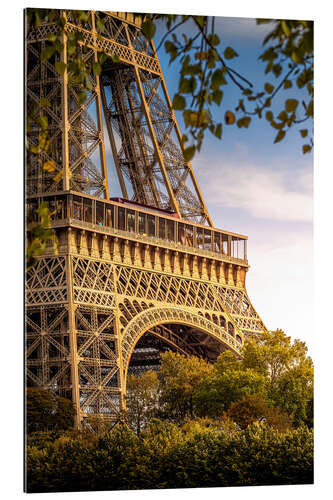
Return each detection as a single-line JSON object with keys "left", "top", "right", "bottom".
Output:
{"left": 26, "top": 388, "right": 75, "bottom": 433}
{"left": 26, "top": 421, "right": 313, "bottom": 492}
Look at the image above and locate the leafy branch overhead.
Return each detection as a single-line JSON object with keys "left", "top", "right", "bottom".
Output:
{"left": 142, "top": 15, "right": 313, "bottom": 161}
{"left": 26, "top": 202, "right": 58, "bottom": 270}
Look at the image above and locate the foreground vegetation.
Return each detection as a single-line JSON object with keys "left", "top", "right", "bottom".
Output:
{"left": 27, "top": 421, "right": 313, "bottom": 492}
{"left": 26, "top": 330, "right": 314, "bottom": 492}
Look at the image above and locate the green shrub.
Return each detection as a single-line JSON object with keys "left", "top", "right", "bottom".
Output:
{"left": 26, "top": 421, "right": 313, "bottom": 492}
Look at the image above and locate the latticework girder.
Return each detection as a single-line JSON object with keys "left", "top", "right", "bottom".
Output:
{"left": 26, "top": 10, "right": 212, "bottom": 224}
{"left": 25, "top": 10, "right": 267, "bottom": 427}
{"left": 25, "top": 217, "right": 267, "bottom": 425}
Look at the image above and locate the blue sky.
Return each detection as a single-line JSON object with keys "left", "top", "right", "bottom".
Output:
{"left": 104, "top": 15, "right": 314, "bottom": 352}
{"left": 190, "top": 19, "right": 313, "bottom": 352}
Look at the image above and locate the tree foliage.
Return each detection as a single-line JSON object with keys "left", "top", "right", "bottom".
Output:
{"left": 26, "top": 388, "right": 75, "bottom": 433}
{"left": 26, "top": 202, "right": 57, "bottom": 270}
{"left": 157, "top": 351, "right": 212, "bottom": 423}
{"left": 125, "top": 330, "right": 313, "bottom": 429}
{"left": 145, "top": 14, "right": 314, "bottom": 159}
{"left": 242, "top": 329, "right": 314, "bottom": 427}
{"left": 126, "top": 370, "right": 160, "bottom": 434}
{"left": 26, "top": 420, "right": 313, "bottom": 492}
{"left": 226, "top": 393, "right": 292, "bottom": 431}
{"left": 194, "top": 355, "right": 267, "bottom": 417}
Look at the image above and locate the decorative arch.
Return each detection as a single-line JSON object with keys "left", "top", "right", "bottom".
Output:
{"left": 121, "top": 306, "right": 243, "bottom": 382}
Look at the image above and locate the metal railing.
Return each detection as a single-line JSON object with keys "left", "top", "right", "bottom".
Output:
{"left": 55, "top": 217, "right": 248, "bottom": 266}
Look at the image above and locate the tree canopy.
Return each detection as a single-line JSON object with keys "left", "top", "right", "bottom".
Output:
{"left": 125, "top": 329, "right": 313, "bottom": 429}
{"left": 26, "top": 388, "right": 75, "bottom": 433}
{"left": 143, "top": 14, "right": 313, "bottom": 159}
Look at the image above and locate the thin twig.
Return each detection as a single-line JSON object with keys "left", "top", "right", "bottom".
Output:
{"left": 192, "top": 17, "right": 252, "bottom": 91}
{"left": 156, "top": 18, "right": 188, "bottom": 52}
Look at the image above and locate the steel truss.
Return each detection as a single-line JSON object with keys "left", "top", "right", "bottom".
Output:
{"left": 26, "top": 225, "right": 266, "bottom": 425}
{"left": 26, "top": 10, "right": 211, "bottom": 224}
{"left": 25, "top": 10, "right": 267, "bottom": 426}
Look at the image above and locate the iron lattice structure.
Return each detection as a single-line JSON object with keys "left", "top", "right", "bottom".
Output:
{"left": 25, "top": 10, "right": 267, "bottom": 426}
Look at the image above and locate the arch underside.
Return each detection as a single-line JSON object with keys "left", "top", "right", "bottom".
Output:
{"left": 128, "top": 322, "right": 233, "bottom": 376}
{"left": 123, "top": 306, "right": 243, "bottom": 381}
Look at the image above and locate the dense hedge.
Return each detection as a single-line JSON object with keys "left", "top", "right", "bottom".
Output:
{"left": 26, "top": 420, "right": 313, "bottom": 492}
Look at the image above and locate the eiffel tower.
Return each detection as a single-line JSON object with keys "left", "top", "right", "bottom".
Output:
{"left": 25, "top": 10, "right": 267, "bottom": 427}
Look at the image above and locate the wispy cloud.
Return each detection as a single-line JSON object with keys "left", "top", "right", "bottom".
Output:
{"left": 215, "top": 17, "right": 273, "bottom": 43}
{"left": 198, "top": 159, "right": 313, "bottom": 223}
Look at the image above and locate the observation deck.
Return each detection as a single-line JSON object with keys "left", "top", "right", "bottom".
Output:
{"left": 27, "top": 191, "right": 248, "bottom": 272}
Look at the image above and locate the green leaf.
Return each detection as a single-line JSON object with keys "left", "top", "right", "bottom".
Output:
{"left": 274, "top": 130, "right": 286, "bottom": 143}
{"left": 98, "top": 52, "right": 107, "bottom": 64}
{"left": 78, "top": 92, "right": 87, "bottom": 105}
{"left": 93, "top": 62, "right": 101, "bottom": 76}
{"left": 53, "top": 170, "right": 63, "bottom": 183}
{"left": 41, "top": 45, "right": 56, "bottom": 61}
{"left": 29, "top": 145, "right": 40, "bottom": 154}
{"left": 183, "top": 146, "right": 196, "bottom": 162}
{"left": 96, "top": 17, "right": 105, "bottom": 34}
{"left": 165, "top": 41, "right": 176, "bottom": 53}
{"left": 297, "top": 69, "right": 313, "bottom": 89}
{"left": 38, "top": 115, "right": 48, "bottom": 130}
{"left": 196, "top": 110, "right": 209, "bottom": 126}
{"left": 306, "top": 100, "right": 314, "bottom": 117}
{"left": 208, "top": 34, "right": 220, "bottom": 46}
{"left": 34, "top": 10, "right": 42, "bottom": 27}
{"left": 211, "top": 89, "right": 223, "bottom": 105}
{"left": 47, "top": 33, "right": 57, "bottom": 43}
{"left": 211, "top": 68, "right": 226, "bottom": 90}
{"left": 67, "top": 40, "right": 76, "bottom": 56}
{"left": 182, "top": 62, "right": 201, "bottom": 76}
{"left": 285, "top": 99, "right": 299, "bottom": 112}
{"left": 112, "top": 54, "right": 121, "bottom": 63}
{"left": 85, "top": 75, "right": 93, "bottom": 91}
{"left": 173, "top": 94, "right": 186, "bottom": 111}
{"left": 142, "top": 20, "right": 156, "bottom": 40}
{"left": 166, "top": 40, "right": 179, "bottom": 62}
{"left": 224, "top": 111, "right": 235, "bottom": 125}
{"left": 224, "top": 47, "right": 238, "bottom": 59}
{"left": 55, "top": 61, "right": 66, "bottom": 75}
{"left": 43, "top": 160, "right": 56, "bottom": 172}
{"left": 195, "top": 51, "right": 208, "bottom": 60}
{"left": 179, "top": 77, "right": 196, "bottom": 94}
{"left": 277, "top": 110, "right": 288, "bottom": 122}
{"left": 237, "top": 117, "right": 251, "bottom": 128}
{"left": 300, "top": 129, "right": 308, "bottom": 138}
{"left": 215, "top": 123, "right": 222, "bottom": 139}
{"left": 264, "top": 83, "right": 274, "bottom": 94}
{"left": 281, "top": 20, "right": 291, "bottom": 37}
{"left": 291, "top": 51, "right": 302, "bottom": 64}
{"left": 194, "top": 16, "right": 205, "bottom": 28}
{"left": 40, "top": 98, "right": 51, "bottom": 108}
{"left": 266, "top": 111, "right": 273, "bottom": 122}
